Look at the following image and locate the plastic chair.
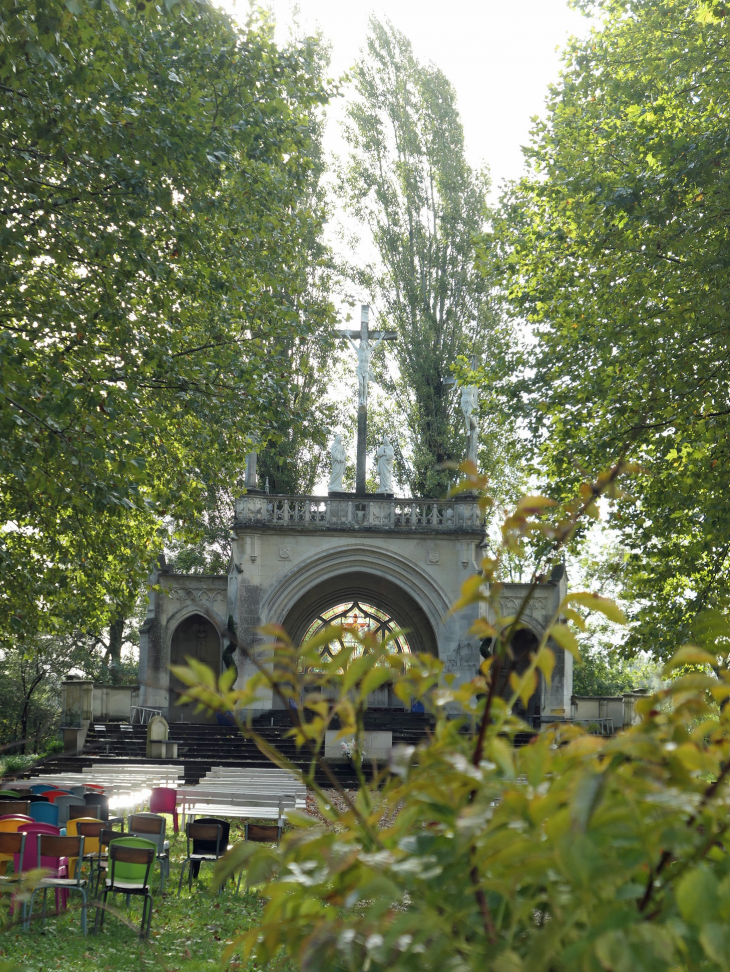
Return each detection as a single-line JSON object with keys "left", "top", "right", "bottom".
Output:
{"left": 54, "top": 795, "right": 79, "bottom": 828}
{"left": 0, "top": 791, "right": 20, "bottom": 799}
{"left": 25, "top": 835, "right": 88, "bottom": 935}
{"left": 43, "top": 789, "right": 72, "bottom": 803}
{"left": 149, "top": 787, "right": 179, "bottom": 835}
{"left": 235, "top": 823, "right": 282, "bottom": 893}
{"left": 75, "top": 820, "right": 105, "bottom": 872}
{"left": 128, "top": 814, "right": 169, "bottom": 893}
{"left": 94, "top": 837, "right": 155, "bottom": 938}
{"left": 84, "top": 793, "right": 110, "bottom": 815}
{"left": 25, "top": 794, "right": 51, "bottom": 804}
{"left": 29, "top": 784, "right": 56, "bottom": 795}
{"left": 29, "top": 802, "right": 59, "bottom": 828}
{"left": 0, "top": 823, "right": 28, "bottom": 880}
{"left": 0, "top": 816, "right": 32, "bottom": 830}
{"left": 15, "top": 824, "right": 67, "bottom": 913}
{"left": 178, "top": 820, "right": 227, "bottom": 894}
{"left": 65, "top": 818, "right": 103, "bottom": 878}
{"left": 0, "top": 802, "right": 29, "bottom": 817}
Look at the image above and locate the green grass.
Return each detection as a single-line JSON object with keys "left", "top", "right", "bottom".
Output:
{"left": 0, "top": 822, "right": 270, "bottom": 972}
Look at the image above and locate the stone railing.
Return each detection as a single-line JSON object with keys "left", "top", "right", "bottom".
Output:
{"left": 234, "top": 494, "right": 484, "bottom": 534}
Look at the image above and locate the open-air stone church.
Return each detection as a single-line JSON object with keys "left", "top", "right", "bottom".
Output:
{"left": 61, "top": 306, "right": 596, "bottom": 767}
{"left": 136, "top": 306, "right": 572, "bottom": 727}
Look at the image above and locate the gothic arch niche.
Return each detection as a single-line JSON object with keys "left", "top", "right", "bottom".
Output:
{"left": 282, "top": 570, "right": 438, "bottom": 657}
{"left": 281, "top": 570, "right": 437, "bottom": 709}
{"left": 492, "top": 628, "right": 542, "bottom": 727}
{"left": 169, "top": 613, "right": 221, "bottom": 723}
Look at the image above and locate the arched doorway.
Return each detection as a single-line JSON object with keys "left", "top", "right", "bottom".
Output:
{"left": 281, "top": 570, "right": 436, "bottom": 709}
{"left": 169, "top": 614, "right": 221, "bottom": 723}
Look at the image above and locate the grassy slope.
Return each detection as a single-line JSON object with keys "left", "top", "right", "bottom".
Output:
{"left": 0, "top": 822, "right": 272, "bottom": 972}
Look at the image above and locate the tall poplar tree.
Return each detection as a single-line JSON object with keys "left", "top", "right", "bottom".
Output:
{"left": 340, "top": 18, "right": 506, "bottom": 496}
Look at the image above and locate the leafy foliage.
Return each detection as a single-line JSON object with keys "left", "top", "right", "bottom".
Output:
{"left": 490, "top": 0, "right": 730, "bottom": 657}
{"left": 340, "top": 18, "right": 508, "bottom": 496}
{"left": 165, "top": 464, "right": 730, "bottom": 972}
{"left": 0, "top": 0, "right": 333, "bottom": 641}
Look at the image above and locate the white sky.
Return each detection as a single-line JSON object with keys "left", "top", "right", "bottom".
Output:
{"left": 226, "top": 0, "right": 592, "bottom": 192}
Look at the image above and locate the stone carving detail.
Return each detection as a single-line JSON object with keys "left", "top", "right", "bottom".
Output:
{"left": 500, "top": 593, "right": 551, "bottom": 627}
{"left": 168, "top": 588, "right": 225, "bottom": 604}
{"left": 278, "top": 545, "right": 291, "bottom": 561}
{"left": 444, "top": 641, "right": 481, "bottom": 674}
{"left": 328, "top": 434, "right": 346, "bottom": 492}
{"left": 427, "top": 545, "right": 440, "bottom": 564}
{"left": 375, "top": 436, "right": 394, "bottom": 494}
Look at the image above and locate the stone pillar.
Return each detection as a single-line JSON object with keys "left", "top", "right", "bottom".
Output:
{"left": 137, "top": 558, "right": 169, "bottom": 716}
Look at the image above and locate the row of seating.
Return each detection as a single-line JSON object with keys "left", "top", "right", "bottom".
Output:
{"left": 0, "top": 807, "right": 281, "bottom": 938}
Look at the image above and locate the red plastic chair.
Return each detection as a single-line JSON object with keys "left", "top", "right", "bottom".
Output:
{"left": 149, "top": 788, "right": 179, "bottom": 834}
{"left": 43, "top": 790, "right": 72, "bottom": 804}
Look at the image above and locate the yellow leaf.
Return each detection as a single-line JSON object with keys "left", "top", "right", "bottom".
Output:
{"left": 450, "top": 574, "right": 485, "bottom": 613}
{"left": 566, "top": 592, "right": 626, "bottom": 625}
{"left": 549, "top": 623, "right": 582, "bottom": 662}
{"left": 514, "top": 495, "right": 558, "bottom": 514}
{"left": 479, "top": 656, "right": 494, "bottom": 677}
{"left": 470, "top": 618, "right": 497, "bottom": 639}
{"left": 535, "top": 646, "right": 555, "bottom": 686}
{"left": 563, "top": 607, "right": 586, "bottom": 631}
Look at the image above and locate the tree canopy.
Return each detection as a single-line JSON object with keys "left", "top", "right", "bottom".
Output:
{"left": 340, "top": 18, "right": 506, "bottom": 496}
{"left": 0, "top": 0, "right": 334, "bottom": 641}
{"left": 491, "top": 0, "right": 730, "bottom": 657}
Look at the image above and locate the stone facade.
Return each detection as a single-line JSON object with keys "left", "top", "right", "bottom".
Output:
{"left": 137, "top": 493, "right": 572, "bottom": 721}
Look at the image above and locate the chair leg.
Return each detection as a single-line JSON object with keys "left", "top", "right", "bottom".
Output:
{"left": 42, "top": 887, "right": 47, "bottom": 926}
{"left": 80, "top": 889, "right": 88, "bottom": 936}
{"left": 177, "top": 859, "right": 187, "bottom": 895}
{"left": 25, "top": 889, "right": 37, "bottom": 931}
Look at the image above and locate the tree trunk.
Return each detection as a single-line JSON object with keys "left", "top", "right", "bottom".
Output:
{"left": 107, "top": 613, "right": 125, "bottom": 685}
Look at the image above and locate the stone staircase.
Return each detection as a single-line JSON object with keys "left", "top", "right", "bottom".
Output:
{"left": 37, "top": 712, "right": 534, "bottom": 784}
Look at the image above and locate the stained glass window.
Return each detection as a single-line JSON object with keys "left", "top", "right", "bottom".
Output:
{"left": 302, "top": 600, "right": 412, "bottom": 666}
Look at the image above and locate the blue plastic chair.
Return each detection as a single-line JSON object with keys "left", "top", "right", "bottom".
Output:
{"left": 29, "top": 802, "right": 59, "bottom": 828}
{"left": 30, "top": 785, "right": 56, "bottom": 795}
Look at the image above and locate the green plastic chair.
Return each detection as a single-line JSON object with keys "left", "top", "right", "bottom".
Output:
{"left": 0, "top": 791, "right": 20, "bottom": 799}
{"left": 94, "top": 836, "right": 156, "bottom": 938}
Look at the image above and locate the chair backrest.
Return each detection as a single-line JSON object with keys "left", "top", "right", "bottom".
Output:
{"left": 0, "top": 815, "right": 33, "bottom": 832}
{"left": 29, "top": 784, "right": 56, "bottom": 795}
{"left": 38, "top": 834, "right": 84, "bottom": 882}
{"left": 0, "top": 801, "right": 29, "bottom": 817}
{"left": 28, "top": 802, "right": 59, "bottom": 827}
{"left": 68, "top": 786, "right": 87, "bottom": 797}
{"left": 0, "top": 790, "right": 20, "bottom": 799}
{"left": 44, "top": 789, "right": 71, "bottom": 803}
{"left": 70, "top": 803, "right": 107, "bottom": 821}
{"left": 53, "top": 795, "right": 79, "bottom": 827}
{"left": 149, "top": 787, "right": 177, "bottom": 814}
{"left": 84, "top": 792, "right": 109, "bottom": 810}
{"left": 108, "top": 837, "right": 155, "bottom": 889}
{"left": 129, "top": 814, "right": 163, "bottom": 837}
{"left": 187, "top": 819, "right": 225, "bottom": 858}
{"left": 246, "top": 823, "right": 282, "bottom": 844}
{"left": 18, "top": 822, "right": 61, "bottom": 837}
{"left": 0, "top": 831, "right": 25, "bottom": 861}
{"left": 187, "top": 821, "right": 222, "bottom": 843}
{"left": 76, "top": 820, "right": 105, "bottom": 840}
{"left": 26, "top": 794, "right": 50, "bottom": 804}
{"left": 99, "top": 828, "right": 125, "bottom": 850}
{"left": 66, "top": 817, "right": 103, "bottom": 839}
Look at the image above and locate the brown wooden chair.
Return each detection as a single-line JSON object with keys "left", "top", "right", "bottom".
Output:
{"left": 235, "top": 822, "right": 282, "bottom": 893}
{"left": 178, "top": 821, "right": 225, "bottom": 894}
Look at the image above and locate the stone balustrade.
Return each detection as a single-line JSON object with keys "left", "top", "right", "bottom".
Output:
{"left": 234, "top": 494, "right": 484, "bottom": 534}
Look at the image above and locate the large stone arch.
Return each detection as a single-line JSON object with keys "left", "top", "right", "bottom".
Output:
{"left": 168, "top": 612, "right": 222, "bottom": 724}
{"left": 262, "top": 544, "right": 450, "bottom": 658}
{"left": 281, "top": 569, "right": 439, "bottom": 657}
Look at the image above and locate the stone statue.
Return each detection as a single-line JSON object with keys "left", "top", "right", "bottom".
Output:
{"left": 376, "top": 436, "right": 395, "bottom": 494}
{"left": 347, "top": 332, "right": 386, "bottom": 407}
{"left": 461, "top": 385, "right": 479, "bottom": 436}
{"left": 328, "top": 433, "right": 347, "bottom": 492}
{"left": 461, "top": 385, "right": 479, "bottom": 464}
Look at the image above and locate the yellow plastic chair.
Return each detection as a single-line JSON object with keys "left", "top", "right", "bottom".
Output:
{"left": 66, "top": 817, "right": 103, "bottom": 878}
{"left": 0, "top": 816, "right": 32, "bottom": 875}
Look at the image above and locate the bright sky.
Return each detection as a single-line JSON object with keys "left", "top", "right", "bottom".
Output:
{"left": 225, "top": 0, "right": 592, "bottom": 192}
